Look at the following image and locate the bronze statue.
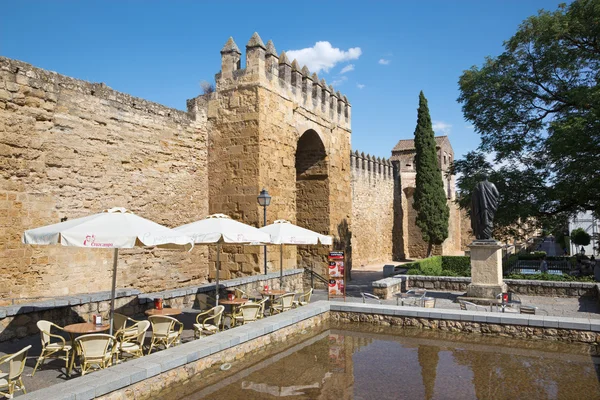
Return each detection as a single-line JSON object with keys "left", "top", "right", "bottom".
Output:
{"left": 471, "top": 176, "right": 499, "bottom": 240}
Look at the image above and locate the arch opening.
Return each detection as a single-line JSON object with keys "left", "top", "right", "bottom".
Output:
{"left": 295, "top": 130, "right": 330, "bottom": 271}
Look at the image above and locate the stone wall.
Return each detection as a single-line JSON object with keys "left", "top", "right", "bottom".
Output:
{"left": 391, "top": 136, "right": 464, "bottom": 259}
{"left": 372, "top": 274, "right": 600, "bottom": 299}
{"left": 350, "top": 151, "right": 394, "bottom": 266}
{"left": 331, "top": 311, "right": 600, "bottom": 345}
{"left": 0, "top": 57, "right": 210, "bottom": 304}
{"left": 0, "top": 269, "right": 304, "bottom": 342}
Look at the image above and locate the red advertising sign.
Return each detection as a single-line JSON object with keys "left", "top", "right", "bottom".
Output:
{"left": 328, "top": 251, "right": 346, "bottom": 300}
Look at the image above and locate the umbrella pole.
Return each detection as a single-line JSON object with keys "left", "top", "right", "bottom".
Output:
{"left": 215, "top": 242, "right": 220, "bottom": 306}
{"left": 109, "top": 248, "right": 118, "bottom": 336}
{"left": 280, "top": 244, "right": 283, "bottom": 289}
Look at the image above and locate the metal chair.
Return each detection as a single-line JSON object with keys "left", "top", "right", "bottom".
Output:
{"left": 233, "top": 303, "right": 262, "bottom": 326}
{"left": 361, "top": 292, "right": 381, "bottom": 304}
{"left": 113, "top": 313, "right": 141, "bottom": 332}
{"left": 115, "top": 320, "right": 150, "bottom": 361}
{"left": 270, "top": 293, "right": 295, "bottom": 314}
{"left": 32, "top": 320, "right": 73, "bottom": 376}
{"left": 75, "top": 334, "right": 115, "bottom": 375}
{"left": 255, "top": 297, "right": 269, "bottom": 319}
{"left": 459, "top": 300, "right": 489, "bottom": 312}
{"left": 397, "top": 289, "right": 426, "bottom": 306}
{"left": 148, "top": 315, "right": 183, "bottom": 354}
{"left": 0, "top": 345, "right": 31, "bottom": 398}
{"left": 194, "top": 305, "right": 224, "bottom": 339}
{"left": 196, "top": 293, "right": 217, "bottom": 311}
{"left": 293, "top": 288, "right": 313, "bottom": 308}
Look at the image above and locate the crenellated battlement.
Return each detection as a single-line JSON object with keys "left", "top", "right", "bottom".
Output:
{"left": 216, "top": 33, "right": 351, "bottom": 130}
{"left": 350, "top": 150, "right": 393, "bottom": 179}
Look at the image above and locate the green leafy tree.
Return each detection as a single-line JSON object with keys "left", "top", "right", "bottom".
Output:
{"left": 571, "top": 227, "right": 591, "bottom": 247}
{"left": 456, "top": 0, "right": 600, "bottom": 221}
{"left": 413, "top": 91, "right": 449, "bottom": 256}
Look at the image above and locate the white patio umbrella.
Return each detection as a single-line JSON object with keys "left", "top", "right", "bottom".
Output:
{"left": 259, "top": 220, "right": 332, "bottom": 286}
{"left": 22, "top": 207, "right": 194, "bottom": 334}
{"left": 173, "top": 214, "right": 271, "bottom": 305}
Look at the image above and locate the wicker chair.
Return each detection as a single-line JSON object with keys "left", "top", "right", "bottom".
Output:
{"left": 255, "top": 297, "right": 269, "bottom": 319}
{"left": 233, "top": 303, "right": 262, "bottom": 326}
{"left": 75, "top": 334, "right": 115, "bottom": 376}
{"left": 148, "top": 315, "right": 183, "bottom": 354}
{"left": 113, "top": 313, "right": 140, "bottom": 332}
{"left": 194, "top": 306, "right": 224, "bottom": 339}
{"left": 0, "top": 345, "right": 31, "bottom": 398}
{"left": 32, "top": 320, "right": 73, "bottom": 376}
{"left": 115, "top": 320, "right": 150, "bottom": 360}
{"left": 293, "top": 288, "right": 313, "bottom": 308}
{"left": 196, "top": 294, "right": 217, "bottom": 311}
{"left": 270, "top": 293, "right": 295, "bottom": 315}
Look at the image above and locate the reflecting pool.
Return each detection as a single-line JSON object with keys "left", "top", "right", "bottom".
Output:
{"left": 159, "top": 323, "right": 600, "bottom": 399}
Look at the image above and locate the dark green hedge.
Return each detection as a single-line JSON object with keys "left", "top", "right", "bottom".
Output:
{"left": 404, "top": 256, "right": 470, "bottom": 277}
{"left": 441, "top": 256, "right": 471, "bottom": 276}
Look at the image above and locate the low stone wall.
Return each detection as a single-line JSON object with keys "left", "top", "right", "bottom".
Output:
{"left": 329, "top": 303, "right": 600, "bottom": 345}
{"left": 372, "top": 274, "right": 600, "bottom": 299}
{"left": 0, "top": 269, "right": 303, "bottom": 342}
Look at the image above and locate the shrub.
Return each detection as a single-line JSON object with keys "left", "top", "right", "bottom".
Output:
{"left": 441, "top": 256, "right": 470, "bottom": 276}
{"left": 402, "top": 256, "right": 469, "bottom": 276}
{"left": 418, "top": 256, "right": 442, "bottom": 275}
{"left": 571, "top": 228, "right": 591, "bottom": 247}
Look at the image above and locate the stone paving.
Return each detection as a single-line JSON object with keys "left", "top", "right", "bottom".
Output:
{"left": 312, "top": 262, "right": 600, "bottom": 320}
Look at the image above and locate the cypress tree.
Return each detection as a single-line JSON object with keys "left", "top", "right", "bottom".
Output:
{"left": 413, "top": 91, "right": 449, "bottom": 257}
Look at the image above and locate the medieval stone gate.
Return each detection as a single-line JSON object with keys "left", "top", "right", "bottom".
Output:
{"left": 188, "top": 33, "right": 352, "bottom": 279}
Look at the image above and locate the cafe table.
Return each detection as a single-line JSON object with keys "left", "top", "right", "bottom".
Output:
{"left": 145, "top": 308, "right": 183, "bottom": 317}
{"left": 63, "top": 322, "right": 110, "bottom": 375}
{"left": 258, "top": 289, "right": 286, "bottom": 300}
{"left": 219, "top": 298, "right": 249, "bottom": 327}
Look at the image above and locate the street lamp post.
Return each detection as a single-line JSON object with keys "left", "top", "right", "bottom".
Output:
{"left": 257, "top": 188, "right": 271, "bottom": 275}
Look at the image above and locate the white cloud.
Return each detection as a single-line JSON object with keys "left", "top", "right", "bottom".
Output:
{"left": 340, "top": 64, "right": 355, "bottom": 74}
{"left": 286, "top": 41, "right": 362, "bottom": 73}
{"left": 432, "top": 121, "right": 452, "bottom": 135}
{"left": 465, "top": 124, "right": 474, "bottom": 130}
{"left": 356, "top": 83, "right": 365, "bottom": 89}
{"left": 330, "top": 76, "right": 348, "bottom": 87}
{"left": 378, "top": 58, "right": 390, "bottom": 65}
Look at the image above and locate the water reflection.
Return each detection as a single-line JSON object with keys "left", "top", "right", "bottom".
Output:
{"left": 176, "top": 326, "right": 600, "bottom": 400}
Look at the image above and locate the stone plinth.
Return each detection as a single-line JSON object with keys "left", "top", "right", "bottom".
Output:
{"left": 466, "top": 240, "right": 506, "bottom": 299}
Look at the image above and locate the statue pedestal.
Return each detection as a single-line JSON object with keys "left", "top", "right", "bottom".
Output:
{"left": 465, "top": 240, "right": 506, "bottom": 299}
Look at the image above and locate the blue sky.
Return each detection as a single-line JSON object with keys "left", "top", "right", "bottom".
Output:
{"left": 1, "top": 1, "right": 565, "bottom": 161}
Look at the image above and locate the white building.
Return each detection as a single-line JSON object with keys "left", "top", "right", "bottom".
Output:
{"left": 568, "top": 211, "right": 598, "bottom": 256}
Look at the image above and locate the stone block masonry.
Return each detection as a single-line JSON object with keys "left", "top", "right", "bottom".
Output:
{"left": 0, "top": 269, "right": 304, "bottom": 342}
{"left": 188, "top": 33, "right": 352, "bottom": 279}
{"left": 351, "top": 151, "right": 395, "bottom": 266}
{"left": 0, "top": 57, "right": 209, "bottom": 304}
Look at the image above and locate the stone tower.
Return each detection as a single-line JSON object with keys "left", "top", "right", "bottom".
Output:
{"left": 390, "top": 135, "right": 462, "bottom": 258}
{"left": 187, "top": 33, "right": 352, "bottom": 279}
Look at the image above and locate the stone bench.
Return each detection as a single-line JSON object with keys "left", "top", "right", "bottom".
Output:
{"left": 372, "top": 276, "right": 407, "bottom": 299}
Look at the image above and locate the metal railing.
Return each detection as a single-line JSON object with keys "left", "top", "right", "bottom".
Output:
{"left": 303, "top": 265, "right": 328, "bottom": 288}
{"left": 504, "top": 260, "right": 572, "bottom": 276}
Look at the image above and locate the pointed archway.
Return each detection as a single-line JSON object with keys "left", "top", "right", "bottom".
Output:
{"left": 295, "top": 129, "right": 330, "bottom": 273}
